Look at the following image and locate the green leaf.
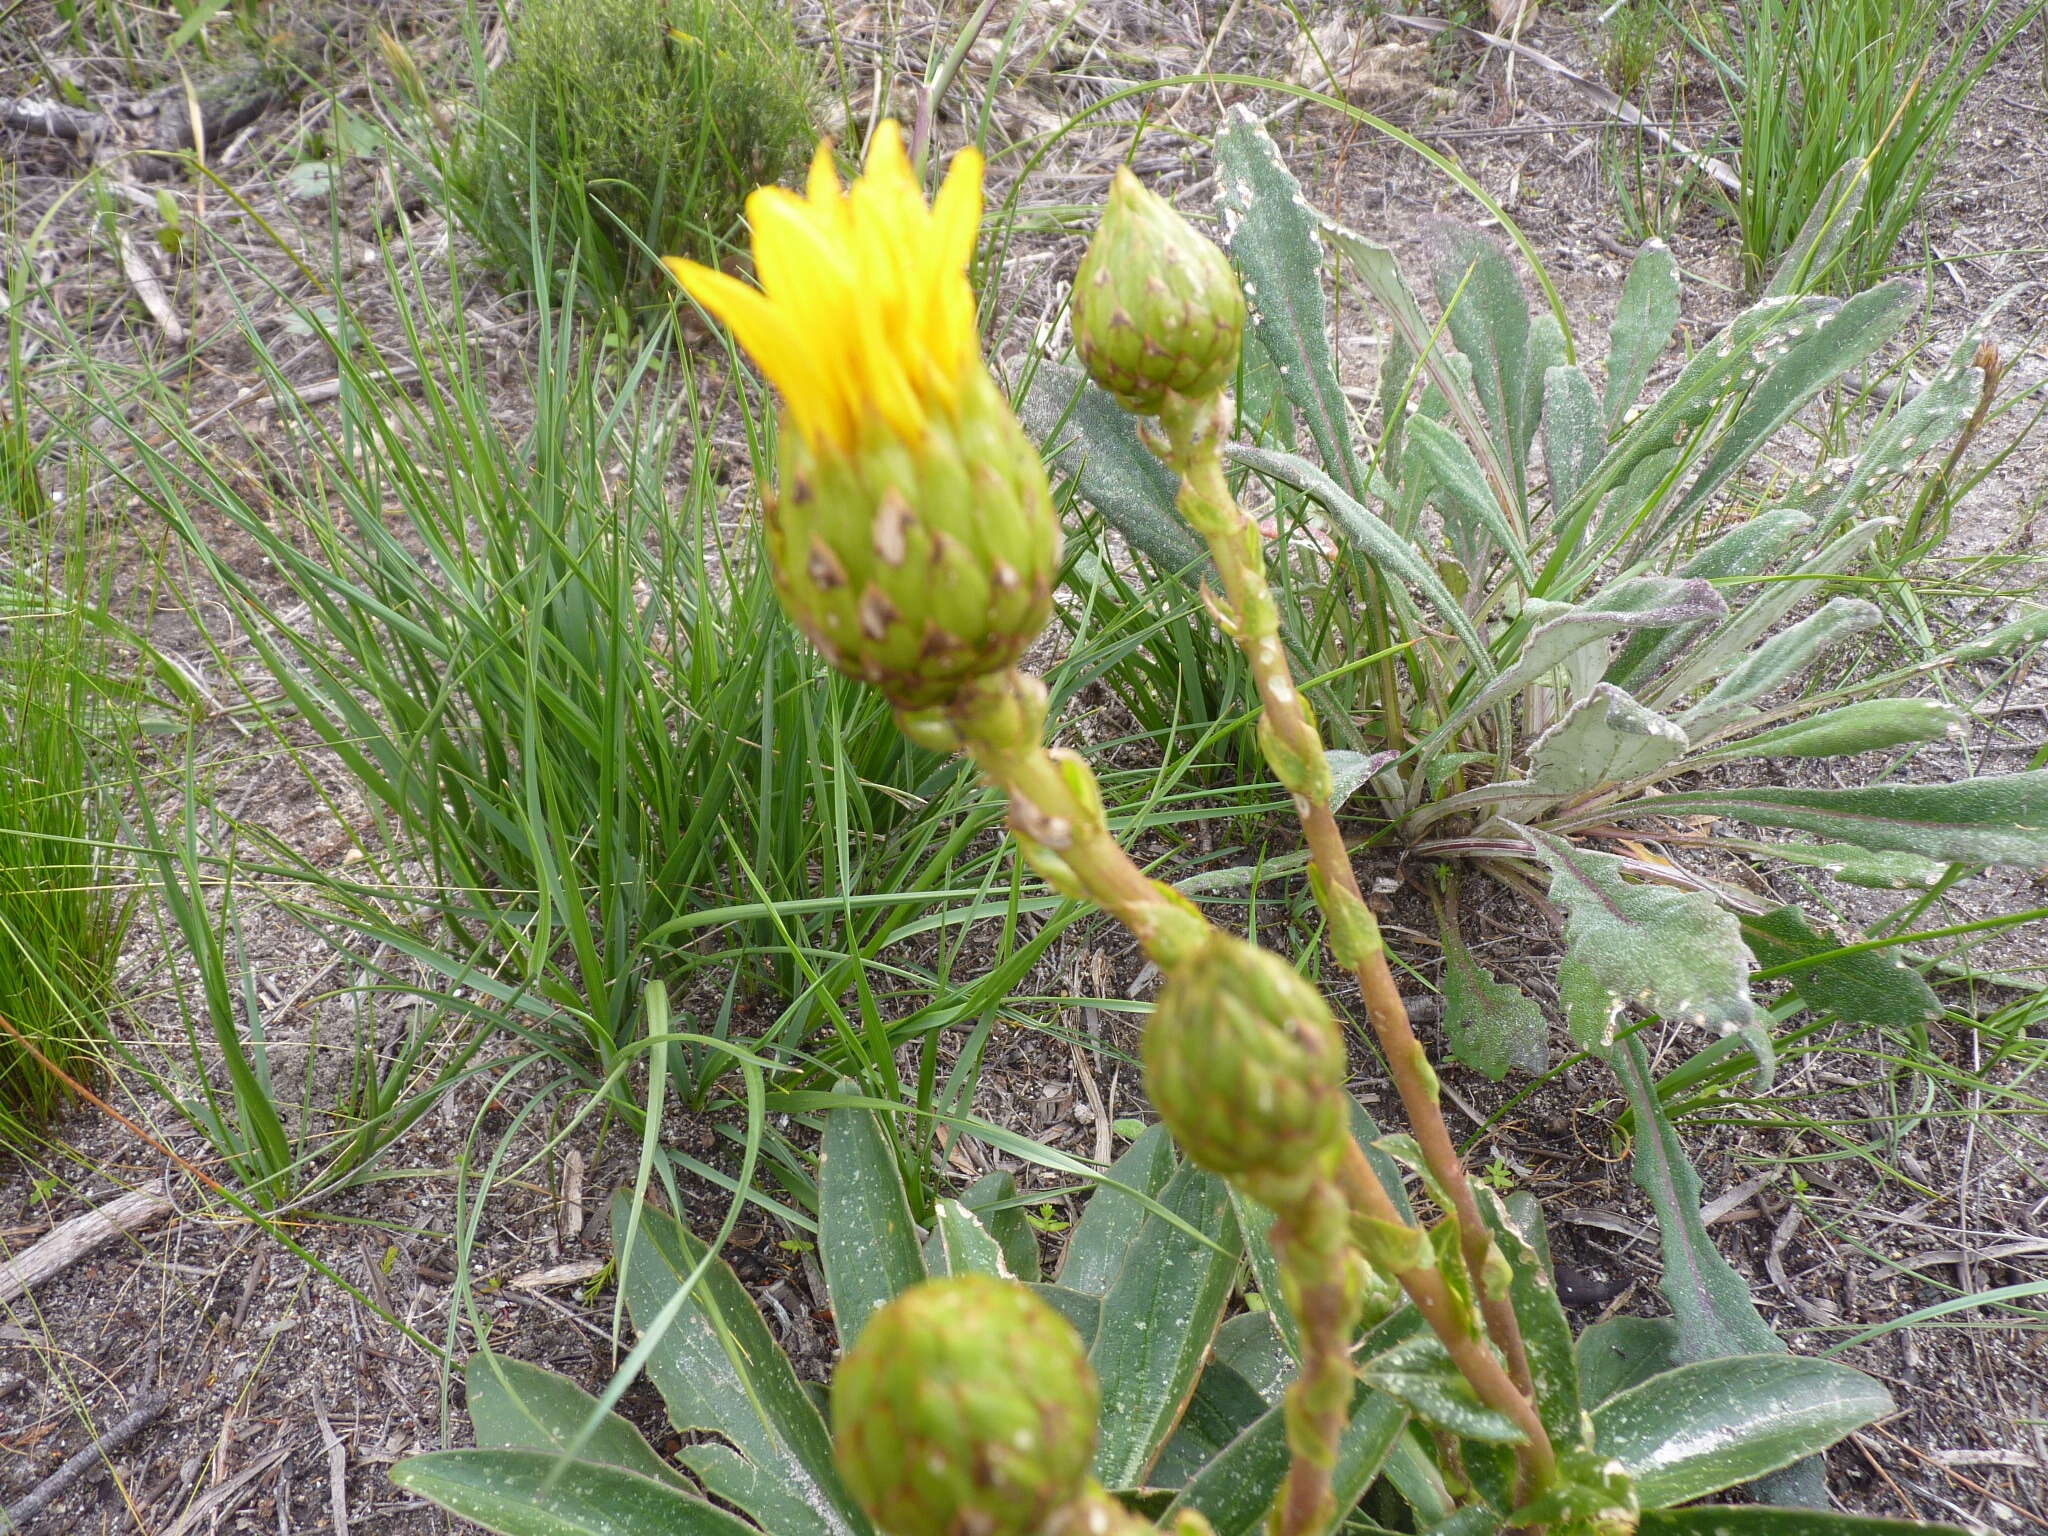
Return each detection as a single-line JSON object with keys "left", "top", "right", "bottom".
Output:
{"left": 1740, "top": 906, "right": 1941, "bottom": 1029}
{"left": 390, "top": 1451, "right": 760, "bottom": 1536}
{"left": 611, "top": 1193, "right": 863, "bottom": 1536}
{"left": 1561, "top": 954, "right": 1623, "bottom": 1057}
{"left": 1803, "top": 324, "right": 1986, "bottom": 530}
{"left": 1708, "top": 698, "right": 1965, "bottom": 760}
{"left": 1022, "top": 364, "right": 1205, "bottom": 575}
{"left": 1484, "top": 1191, "right": 1582, "bottom": 1451}
{"left": 1668, "top": 281, "right": 1918, "bottom": 533}
{"left": 1147, "top": 1359, "right": 1272, "bottom": 1488}
{"left": 1728, "top": 838, "right": 1948, "bottom": 891}
{"left": 922, "top": 1197, "right": 1011, "bottom": 1278}
{"left": 1605, "top": 241, "right": 1680, "bottom": 434}
{"left": 1025, "top": 1283, "right": 1103, "bottom": 1348}
{"left": 463, "top": 1356, "right": 689, "bottom": 1490}
{"left": 1608, "top": 1041, "right": 1826, "bottom": 1508}
{"left": 1519, "top": 828, "right": 1759, "bottom": 1043}
{"left": 1642, "top": 1509, "right": 1965, "bottom": 1536}
{"left": 1515, "top": 684, "right": 1689, "bottom": 801}
{"left": 1212, "top": 1310, "right": 1293, "bottom": 1405}
{"left": 1326, "top": 221, "right": 1509, "bottom": 508}
{"left": 1544, "top": 364, "right": 1605, "bottom": 510}
{"left": 1059, "top": 1121, "right": 1178, "bottom": 1296}
{"left": 1576, "top": 1316, "right": 1679, "bottom": 1408}
{"left": 1229, "top": 1186, "right": 1298, "bottom": 1358}
{"left": 1089, "top": 1165, "right": 1242, "bottom": 1488}
{"left": 1360, "top": 1332, "right": 1526, "bottom": 1444}
{"left": 1652, "top": 518, "right": 1889, "bottom": 707}
{"left": 1677, "top": 597, "right": 1883, "bottom": 739}
{"left": 1233, "top": 444, "right": 1492, "bottom": 673}
{"left": 958, "top": 1169, "right": 1042, "bottom": 1283}
{"left": 1429, "top": 223, "right": 1534, "bottom": 494}
{"left": 1460, "top": 577, "right": 1724, "bottom": 732}
{"left": 1216, "top": 108, "right": 1360, "bottom": 493}
{"left": 1407, "top": 415, "right": 1534, "bottom": 586}
{"left": 1439, "top": 921, "right": 1547, "bottom": 1081}
{"left": 1763, "top": 159, "right": 1871, "bottom": 297}
{"left": 1628, "top": 771, "right": 2048, "bottom": 868}
{"left": 1594, "top": 1354, "right": 1891, "bottom": 1507}
{"left": 1951, "top": 603, "right": 2048, "bottom": 664}
{"left": 820, "top": 1082, "right": 927, "bottom": 1349}
{"left": 679, "top": 1442, "right": 853, "bottom": 1536}
{"left": 1605, "top": 508, "right": 1814, "bottom": 693}
{"left": 1162, "top": 1381, "right": 1406, "bottom": 1536}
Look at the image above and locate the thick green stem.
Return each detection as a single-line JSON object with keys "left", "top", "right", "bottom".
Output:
{"left": 1157, "top": 394, "right": 1543, "bottom": 1437}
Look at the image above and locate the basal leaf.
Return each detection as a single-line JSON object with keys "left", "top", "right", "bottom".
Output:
{"left": 1162, "top": 1381, "right": 1406, "bottom": 1536}
{"left": 1212, "top": 1310, "right": 1293, "bottom": 1405}
{"left": 1407, "top": 414, "right": 1533, "bottom": 585}
{"left": 1605, "top": 240, "right": 1680, "bottom": 434}
{"left": 1026, "top": 1283, "right": 1103, "bottom": 1348}
{"left": 1544, "top": 363, "right": 1605, "bottom": 511}
{"left": 1628, "top": 771, "right": 2048, "bottom": 868}
{"left": 922, "top": 1197, "right": 1012, "bottom": 1279}
{"left": 1216, "top": 109, "right": 1360, "bottom": 493}
{"left": 1439, "top": 920, "right": 1548, "bottom": 1081}
{"left": 1021, "top": 364, "right": 1205, "bottom": 575}
{"left": 1605, "top": 508, "right": 1814, "bottom": 693}
{"left": 1678, "top": 597, "right": 1882, "bottom": 739}
{"left": 820, "top": 1082, "right": 927, "bottom": 1349}
{"left": 391, "top": 1451, "right": 761, "bottom": 1536}
{"left": 1232, "top": 444, "right": 1492, "bottom": 671}
{"left": 1484, "top": 1191, "right": 1583, "bottom": 1452}
{"left": 464, "top": 1355, "right": 689, "bottom": 1490}
{"left": 1642, "top": 1508, "right": 1964, "bottom": 1536}
{"left": 1707, "top": 699, "right": 1964, "bottom": 761}
{"left": 1607, "top": 1043, "right": 1826, "bottom": 1507}
{"left": 1089, "top": 1165, "right": 1242, "bottom": 1487}
{"left": 1741, "top": 906, "right": 1941, "bottom": 1029}
{"left": 1059, "top": 1122, "right": 1178, "bottom": 1296}
{"left": 1593, "top": 1354, "right": 1891, "bottom": 1507}
{"left": 1519, "top": 684, "right": 1689, "bottom": 799}
{"left": 1429, "top": 222, "right": 1533, "bottom": 495}
{"left": 958, "top": 1169, "right": 1043, "bottom": 1283}
{"left": 612, "top": 1193, "right": 864, "bottom": 1536}
{"left": 1147, "top": 1358, "right": 1272, "bottom": 1488}
{"left": 1361, "top": 1332, "right": 1526, "bottom": 1444}
{"left": 1575, "top": 1315, "right": 1680, "bottom": 1408}
{"left": 1728, "top": 838, "right": 1948, "bottom": 891}
{"left": 1519, "top": 828, "right": 1758, "bottom": 1043}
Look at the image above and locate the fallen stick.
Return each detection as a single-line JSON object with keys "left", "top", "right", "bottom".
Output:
{"left": 0, "top": 1188, "right": 175, "bottom": 1305}
{"left": 1383, "top": 12, "right": 1742, "bottom": 196}
{"left": 0, "top": 1392, "right": 170, "bottom": 1531}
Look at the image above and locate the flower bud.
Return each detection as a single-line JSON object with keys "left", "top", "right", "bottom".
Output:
{"left": 831, "top": 1275, "right": 1099, "bottom": 1536}
{"left": 1143, "top": 934, "right": 1348, "bottom": 1209}
{"left": 1072, "top": 167, "right": 1245, "bottom": 417}
{"left": 769, "top": 366, "right": 1061, "bottom": 709}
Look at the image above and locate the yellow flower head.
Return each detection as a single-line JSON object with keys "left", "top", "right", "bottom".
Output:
{"left": 665, "top": 122, "right": 984, "bottom": 456}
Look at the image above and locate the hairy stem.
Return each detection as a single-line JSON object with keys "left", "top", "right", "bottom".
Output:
{"left": 1336, "top": 1142, "right": 1556, "bottom": 1499}
{"left": 1157, "top": 394, "right": 1540, "bottom": 1414}
{"left": 1268, "top": 1179, "right": 1362, "bottom": 1536}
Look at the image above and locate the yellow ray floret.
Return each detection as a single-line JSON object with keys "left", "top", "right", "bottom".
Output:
{"left": 665, "top": 121, "right": 984, "bottom": 456}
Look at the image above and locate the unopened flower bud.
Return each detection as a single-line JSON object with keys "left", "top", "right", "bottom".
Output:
{"left": 1072, "top": 167, "right": 1245, "bottom": 417}
{"left": 832, "top": 1275, "right": 1098, "bottom": 1536}
{"left": 771, "top": 366, "right": 1060, "bottom": 709}
{"left": 1143, "top": 934, "right": 1348, "bottom": 1209}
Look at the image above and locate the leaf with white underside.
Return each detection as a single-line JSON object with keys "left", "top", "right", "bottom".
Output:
{"left": 1611, "top": 771, "right": 2048, "bottom": 869}
{"left": 1517, "top": 826, "right": 1759, "bottom": 1044}
{"left": 1677, "top": 596, "right": 1882, "bottom": 738}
